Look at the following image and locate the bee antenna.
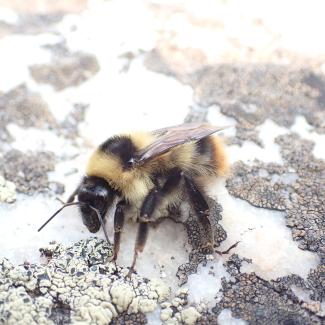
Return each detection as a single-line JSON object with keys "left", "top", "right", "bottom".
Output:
{"left": 37, "top": 202, "right": 111, "bottom": 245}
{"left": 37, "top": 202, "right": 81, "bottom": 232}
{"left": 55, "top": 197, "right": 65, "bottom": 204}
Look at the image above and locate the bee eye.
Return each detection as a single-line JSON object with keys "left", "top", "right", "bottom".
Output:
{"left": 126, "top": 158, "right": 134, "bottom": 169}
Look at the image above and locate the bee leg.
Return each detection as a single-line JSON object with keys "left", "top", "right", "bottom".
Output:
{"left": 184, "top": 177, "right": 214, "bottom": 252}
{"left": 127, "top": 169, "right": 182, "bottom": 277}
{"left": 127, "top": 223, "right": 148, "bottom": 277}
{"left": 140, "top": 168, "right": 182, "bottom": 222}
{"left": 113, "top": 200, "right": 126, "bottom": 262}
{"left": 215, "top": 241, "right": 240, "bottom": 255}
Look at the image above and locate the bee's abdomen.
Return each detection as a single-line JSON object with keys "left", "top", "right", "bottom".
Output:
{"left": 194, "top": 136, "right": 229, "bottom": 176}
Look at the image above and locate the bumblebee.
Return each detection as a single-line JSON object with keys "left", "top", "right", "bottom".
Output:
{"left": 39, "top": 123, "right": 229, "bottom": 275}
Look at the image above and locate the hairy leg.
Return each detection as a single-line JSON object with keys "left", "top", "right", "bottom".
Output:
{"left": 128, "top": 222, "right": 148, "bottom": 276}
{"left": 184, "top": 176, "right": 213, "bottom": 251}
{"left": 184, "top": 177, "right": 240, "bottom": 255}
{"left": 113, "top": 200, "right": 127, "bottom": 262}
{"left": 127, "top": 168, "right": 182, "bottom": 276}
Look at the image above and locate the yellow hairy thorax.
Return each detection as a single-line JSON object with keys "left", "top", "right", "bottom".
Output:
{"left": 86, "top": 150, "right": 153, "bottom": 203}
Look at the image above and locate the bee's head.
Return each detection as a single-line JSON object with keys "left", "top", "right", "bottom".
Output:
{"left": 78, "top": 176, "right": 116, "bottom": 233}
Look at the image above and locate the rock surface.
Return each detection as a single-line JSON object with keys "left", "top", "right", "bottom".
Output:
{"left": 0, "top": 0, "right": 325, "bottom": 324}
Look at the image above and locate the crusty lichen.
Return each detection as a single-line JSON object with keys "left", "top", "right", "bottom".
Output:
{"left": 226, "top": 133, "right": 325, "bottom": 257}
{"left": 146, "top": 60, "right": 325, "bottom": 144}
{"left": 1, "top": 238, "right": 209, "bottom": 325}
{"left": 226, "top": 160, "right": 289, "bottom": 211}
{"left": 29, "top": 43, "right": 100, "bottom": 91}
{"left": 0, "top": 175, "right": 16, "bottom": 203}
{"left": 159, "top": 286, "right": 206, "bottom": 324}
{"left": 175, "top": 198, "right": 227, "bottom": 286}
{"left": 149, "top": 278, "right": 171, "bottom": 303}
{"left": 212, "top": 271, "right": 323, "bottom": 325}
{"left": 110, "top": 282, "right": 136, "bottom": 313}
{"left": 193, "top": 66, "right": 325, "bottom": 136}
{"left": 275, "top": 134, "right": 325, "bottom": 253}
{"left": 181, "top": 307, "right": 201, "bottom": 325}
{"left": 223, "top": 133, "right": 325, "bottom": 323}
{"left": 0, "top": 149, "right": 57, "bottom": 194}
{"left": 0, "top": 84, "right": 57, "bottom": 132}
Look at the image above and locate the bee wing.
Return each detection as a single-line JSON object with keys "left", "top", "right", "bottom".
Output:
{"left": 134, "top": 123, "right": 230, "bottom": 164}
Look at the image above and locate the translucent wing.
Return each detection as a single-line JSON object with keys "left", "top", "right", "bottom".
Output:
{"left": 134, "top": 123, "right": 230, "bottom": 165}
